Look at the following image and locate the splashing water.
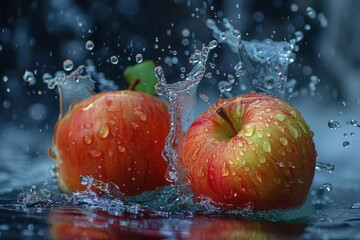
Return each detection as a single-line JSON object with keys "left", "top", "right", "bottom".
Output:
{"left": 154, "top": 43, "right": 211, "bottom": 196}
{"left": 206, "top": 18, "right": 296, "bottom": 99}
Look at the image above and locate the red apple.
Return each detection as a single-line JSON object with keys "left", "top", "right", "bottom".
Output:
{"left": 50, "top": 88, "right": 170, "bottom": 196}
{"left": 183, "top": 92, "right": 316, "bottom": 210}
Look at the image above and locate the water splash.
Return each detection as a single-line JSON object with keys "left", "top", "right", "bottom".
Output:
{"left": 206, "top": 18, "right": 296, "bottom": 99}
{"left": 154, "top": 43, "right": 212, "bottom": 198}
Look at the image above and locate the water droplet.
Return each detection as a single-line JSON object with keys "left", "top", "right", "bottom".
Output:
{"left": 118, "top": 145, "right": 126, "bottom": 153}
{"left": 279, "top": 137, "right": 288, "bottom": 146}
{"left": 132, "top": 122, "right": 139, "bottom": 130}
{"left": 262, "top": 140, "right": 271, "bottom": 153}
{"left": 23, "top": 70, "right": 36, "bottom": 85}
{"left": 135, "top": 53, "right": 143, "bottom": 63}
{"left": 88, "top": 150, "right": 103, "bottom": 158}
{"left": 288, "top": 125, "right": 299, "bottom": 139}
{"left": 231, "top": 29, "right": 241, "bottom": 39}
{"left": 218, "top": 81, "right": 233, "bottom": 93}
{"left": 205, "top": 72, "right": 212, "bottom": 78}
{"left": 328, "top": 120, "right": 341, "bottom": 130}
{"left": 343, "top": 141, "right": 350, "bottom": 148}
{"left": 320, "top": 183, "right": 332, "bottom": 192}
{"left": 110, "top": 56, "right": 119, "bottom": 65}
{"left": 259, "top": 156, "right": 266, "bottom": 164}
{"left": 219, "top": 32, "right": 226, "bottom": 41}
{"left": 85, "top": 40, "right": 94, "bottom": 50}
{"left": 294, "top": 31, "right": 304, "bottom": 42}
{"left": 63, "top": 59, "right": 74, "bottom": 72}
{"left": 134, "top": 110, "right": 147, "bottom": 121}
{"left": 197, "top": 166, "right": 205, "bottom": 177}
{"left": 84, "top": 122, "right": 93, "bottom": 129}
{"left": 244, "top": 125, "right": 255, "bottom": 137}
{"left": 42, "top": 73, "right": 52, "bottom": 83}
{"left": 97, "top": 125, "right": 109, "bottom": 139}
{"left": 350, "top": 119, "right": 358, "bottom": 126}
{"left": 83, "top": 135, "right": 93, "bottom": 145}
{"left": 315, "top": 162, "right": 334, "bottom": 173}
{"left": 221, "top": 162, "right": 230, "bottom": 177}
{"left": 208, "top": 40, "right": 218, "bottom": 49}
{"left": 305, "top": 6, "right": 317, "bottom": 19}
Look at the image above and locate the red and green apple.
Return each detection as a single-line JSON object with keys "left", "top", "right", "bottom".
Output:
{"left": 182, "top": 92, "right": 316, "bottom": 210}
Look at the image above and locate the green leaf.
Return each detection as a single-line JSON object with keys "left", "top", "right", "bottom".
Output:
{"left": 123, "top": 60, "right": 158, "bottom": 96}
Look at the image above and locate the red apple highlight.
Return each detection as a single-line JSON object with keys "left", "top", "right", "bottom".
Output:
{"left": 50, "top": 89, "right": 170, "bottom": 195}
{"left": 183, "top": 92, "right": 316, "bottom": 210}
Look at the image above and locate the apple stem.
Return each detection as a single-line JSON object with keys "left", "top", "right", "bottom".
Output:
{"left": 216, "top": 107, "right": 237, "bottom": 136}
{"left": 128, "top": 78, "right": 140, "bottom": 91}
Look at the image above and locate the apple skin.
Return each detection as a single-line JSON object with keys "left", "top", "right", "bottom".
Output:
{"left": 183, "top": 92, "right": 316, "bottom": 210}
{"left": 50, "top": 90, "right": 170, "bottom": 196}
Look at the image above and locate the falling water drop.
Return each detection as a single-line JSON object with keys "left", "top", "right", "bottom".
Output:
{"left": 135, "top": 53, "right": 143, "bottom": 63}
{"left": 209, "top": 40, "right": 218, "bottom": 49}
{"left": 305, "top": 6, "right": 317, "bottom": 19}
{"left": 328, "top": 120, "right": 341, "bottom": 130}
{"left": 23, "top": 70, "right": 36, "bottom": 85}
{"left": 110, "top": 56, "right": 119, "bottom": 65}
{"left": 63, "top": 59, "right": 74, "bottom": 72}
{"left": 343, "top": 141, "right": 350, "bottom": 148}
{"left": 85, "top": 40, "right": 94, "bottom": 50}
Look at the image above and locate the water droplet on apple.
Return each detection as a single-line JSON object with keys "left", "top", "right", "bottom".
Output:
{"left": 288, "top": 125, "right": 299, "bottom": 139}
{"left": 197, "top": 166, "right": 205, "bottom": 177}
{"left": 84, "top": 122, "right": 93, "bottom": 129}
{"left": 244, "top": 166, "right": 250, "bottom": 172}
{"left": 262, "top": 140, "right": 271, "bottom": 153}
{"left": 132, "top": 122, "right": 139, "bottom": 130}
{"left": 88, "top": 150, "right": 103, "bottom": 158}
{"left": 239, "top": 150, "right": 245, "bottom": 156}
{"left": 221, "top": 162, "right": 230, "bottom": 177}
{"left": 256, "top": 172, "right": 263, "bottom": 182}
{"left": 276, "top": 113, "right": 285, "bottom": 121}
{"left": 83, "top": 135, "right": 93, "bottom": 145}
{"left": 118, "top": 145, "right": 126, "bottom": 153}
{"left": 98, "top": 125, "right": 110, "bottom": 139}
{"left": 259, "top": 156, "right": 266, "bottom": 164}
{"left": 134, "top": 110, "right": 147, "bottom": 121}
{"left": 279, "top": 137, "right": 288, "bottom": 146}
{"left": 257, "top": 133, "right": 263, "bottom": 138}
{"left": 278, "top": 126, "right": 285, "bottom": 133}
{"left": 244, "top": 125, "right": 255, "bottom": 137}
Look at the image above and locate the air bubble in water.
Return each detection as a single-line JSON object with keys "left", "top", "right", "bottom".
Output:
{"left": 305, "top": 6, "right": 317, "bottom": 19}
{"left": 290, "top": 3, "right": 298, "bottom": 12}
{"left": 3, "top": 75, "right": 8, "bottom": 82}
{"left": 110, "top": 56, "right": 119, "bottom": 65}
{"left": 343, "top": 141, "right": 350, "bottom": 148}
{"left": 85, "top": 40, "right": 94, "bottom": 50}
{"left": 318, "top": 13, "right": 328, "bottom": 28}
{"left": 328, "top": 120, "right": 341, "bottom": 129}
{"left": 63, "top": 59, "right": 74, "bottom": 72}
{"left": 135, "top": 53, "right": 143, "bottom": 63}
{"left": 23, "top": 70, "right": 36, "bottom": 85}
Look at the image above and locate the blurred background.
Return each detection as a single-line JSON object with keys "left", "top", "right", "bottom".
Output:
{"left": 0, "top": 0, "right": 359, "bottom": 190}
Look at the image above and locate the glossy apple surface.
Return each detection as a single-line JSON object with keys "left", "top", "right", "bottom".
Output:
{"left": 51, "top": 90, "right": 169, "bottom": 195}
{"left": 183, "top": 93, "right": 316, "bottom": 210}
